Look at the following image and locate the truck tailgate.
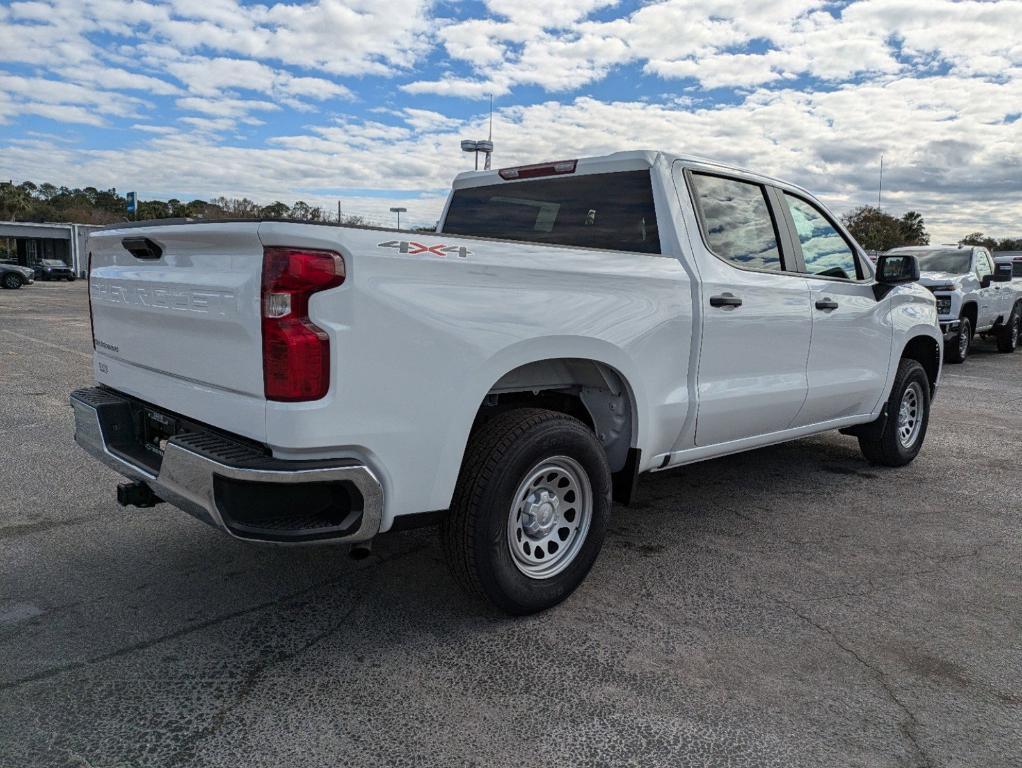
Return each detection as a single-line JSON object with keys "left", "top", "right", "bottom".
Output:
{"left": 88, "top": 222, "right": 267, "bottom": 441}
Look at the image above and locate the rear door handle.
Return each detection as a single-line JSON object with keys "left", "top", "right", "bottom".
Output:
{"left": 815, "top": 299, "right": 839, "bottom": 311}
{"left": 709, "top": 293, "right": 743, "bottom": 308}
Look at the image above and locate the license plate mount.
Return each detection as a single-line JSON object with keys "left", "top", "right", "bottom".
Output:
{"left": 142, "top": 407, "right": 178, "bottom": 457}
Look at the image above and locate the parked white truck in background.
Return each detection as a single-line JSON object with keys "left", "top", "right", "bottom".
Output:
{"left": 72, "top": 151, "right": 942, "bottom": 614}
{"left": 887, "top": 244, "right": 1021, "bottom": 362}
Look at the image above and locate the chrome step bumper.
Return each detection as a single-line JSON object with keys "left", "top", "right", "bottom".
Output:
{"left": 70, "top": 387, "right": 383, "bottom": 544}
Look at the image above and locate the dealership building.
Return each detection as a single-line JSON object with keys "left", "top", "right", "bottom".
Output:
{"left": 0, "top": 221, "right": 103, "bottom": 277}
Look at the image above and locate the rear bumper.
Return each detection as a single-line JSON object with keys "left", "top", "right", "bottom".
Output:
{"left": 70, "top": 387, "right": 383, "bottom": 544}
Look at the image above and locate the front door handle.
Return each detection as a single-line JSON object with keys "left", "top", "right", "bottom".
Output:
{"left": 815, "top": 298, "right": 839, "bottom": 311}
{"left": 709, "top": 293, "right": 743, "bottom": 308}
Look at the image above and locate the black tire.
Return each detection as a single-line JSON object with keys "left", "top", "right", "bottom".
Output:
{"left": 440, "top": 407, "right": 611, "bottom": 615}
{"left": 944, "top": 317, "right": 971, "bottom": 364}
{"left": 996, "top": 304, "right": 1020, "bottom": 353}
{"left": 858, "top": 359, "right": 931, "bottom": 467}
{"left": 2, "top": 273, "right": 23, "bottom": 289}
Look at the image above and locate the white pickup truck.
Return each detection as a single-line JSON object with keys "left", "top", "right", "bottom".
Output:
{"left": 72, "top": 150, "right": 942, "bottom": 614}
{"left": 888, "top": 244, "right": 1021, "bottom": 362}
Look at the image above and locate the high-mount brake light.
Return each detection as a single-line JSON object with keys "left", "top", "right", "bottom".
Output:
{"left": 498, "top": 160, "right": 577, "bottom": 180}
{"left": 261, "top": 246, "right": 345, "bottom": 402}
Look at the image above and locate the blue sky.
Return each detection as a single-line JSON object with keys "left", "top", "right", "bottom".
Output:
{"left": 1, "top": 0, "right": 1020, "bottom": 237}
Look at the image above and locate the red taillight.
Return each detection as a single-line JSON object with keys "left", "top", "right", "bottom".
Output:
{"left": 498, "top": 159, "right": 577, "bottom": 180}
{"left": 261, "top": 247, "right": 345, "bottom": 402}
{"left": 87, "top": 250, "right": 95, "bottom": 349}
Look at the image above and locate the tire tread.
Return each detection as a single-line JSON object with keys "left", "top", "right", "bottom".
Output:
{"left": 440, "top": 408, "right": 589, "bottom": 601}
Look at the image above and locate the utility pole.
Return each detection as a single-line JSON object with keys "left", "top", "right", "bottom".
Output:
{"left": 337, "top": 200, "right": 342, "bottom": 224}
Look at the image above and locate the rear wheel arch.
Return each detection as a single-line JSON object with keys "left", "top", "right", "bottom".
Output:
{"left": 474, "top": 357, "right": 638, "bottom": 476}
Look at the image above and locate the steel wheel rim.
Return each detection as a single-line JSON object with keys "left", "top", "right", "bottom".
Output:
{"left": 507, "top": 455, "right": 592, "bottom": 580}
{"left": 897, "top": 382, "right": 924, "bottom": 448}
{"left": 1012, "top": 316, "right": 1019, "bottom": 347}
{"left": 959, "top": 324, "right": 970, "bottom": 357}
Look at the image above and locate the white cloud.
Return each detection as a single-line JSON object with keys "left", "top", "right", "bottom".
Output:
{"left": 5, "top": 67, "right": 1022, "bottom": 240}
{"left": 1, "top": 0, "right": 1021, "bottom": 242}
{"left": 175, "top": 96, "right": 279, "bottom": 119}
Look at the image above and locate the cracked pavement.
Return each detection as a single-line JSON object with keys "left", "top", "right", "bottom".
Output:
{"left": 1, "top": 282, "right": 1020, "bottom": 767}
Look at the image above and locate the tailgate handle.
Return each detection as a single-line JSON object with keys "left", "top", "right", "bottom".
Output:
{"left": 121, "top": 237, "right": 163, "bottom": 260}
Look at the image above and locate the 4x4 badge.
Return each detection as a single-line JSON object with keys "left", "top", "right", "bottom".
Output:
{"left": 377, "top": 240, "right": 472, "bottom": 258}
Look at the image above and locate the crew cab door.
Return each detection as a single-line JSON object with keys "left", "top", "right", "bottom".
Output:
{"left": 681, "top": 170, "right": 812, "bottom": 447}
{"left": 974, "top": 249, "right": 1003, "bottom": 327}
{"left": 775, "top": 192, "right": 892, "bottom": 426}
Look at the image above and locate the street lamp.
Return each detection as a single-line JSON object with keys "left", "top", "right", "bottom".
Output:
{"left": 389, "top": 206, "right": 407, "bottom": 230}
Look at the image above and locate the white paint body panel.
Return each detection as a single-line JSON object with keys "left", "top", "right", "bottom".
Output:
{"left": 86, "top": 151, "right": 943, "bottom": 532}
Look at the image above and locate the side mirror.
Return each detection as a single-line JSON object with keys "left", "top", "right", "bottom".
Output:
{"left": 993, "top": 264, "right": 1013, "bottom": 282}
{"left": 876, "top": 254, "right": 920, "bottom": 284}
{"left": 980, "top": 275, "right": 993, "bottom": 288}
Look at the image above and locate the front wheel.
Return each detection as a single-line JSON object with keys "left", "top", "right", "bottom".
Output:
{"left": 858, "top": 359, "right": 931, "bottom": 467}
{"left": 2, "top": 273, "right": 23, "bottom": 289}
{"left": 944, "top": 317, "right": 971, "bottom": 364}
{"left": 996, "top": 305, "right": 1020, "bottom": 353}
{"left": 440, "top": 408, "right": 611, "bottom": 615}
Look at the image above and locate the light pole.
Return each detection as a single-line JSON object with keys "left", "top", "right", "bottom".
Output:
{"left": 389, "top": 206, "right": 407, "bottom": 230}
{"left": 461, "top": 139, "right": 494, "bottom": 170}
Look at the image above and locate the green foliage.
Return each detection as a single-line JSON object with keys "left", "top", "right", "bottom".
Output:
{"left": 0, "top": 179, "right": 378, "bottom": 227}
{"left": 841, "top": 206, "right": 930, "bottom": 252}
{"left": 958, "top": 232, "right": 1022, "bottom": 251}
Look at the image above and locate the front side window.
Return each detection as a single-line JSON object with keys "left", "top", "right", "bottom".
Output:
{"left": 976, "top": 252, "right": 993, "bottom": 278}
{"left": 783, "top": 194, "right": 859, "bottom": 280}
{"left": 690, "top": 173, "right": 783, "bottom": 271}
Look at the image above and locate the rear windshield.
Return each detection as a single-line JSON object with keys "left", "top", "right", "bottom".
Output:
{"left": 441, "top": 170, "right": 661, "bottom": 254}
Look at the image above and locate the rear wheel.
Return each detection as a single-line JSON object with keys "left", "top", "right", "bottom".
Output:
{"left": 2, "top": 273, "right": 23, "bottom": 289}
{"left": 441, "top": 408, "right": 611, "bottom": 615}
{"left": 858, "top": 359, "right": 931, "bottom": 467}
{"left": 945, "top": 317, "right": 971, "bottom": 364}
{"left": 996, "top": 305, "right": 1020, "bottom": 353}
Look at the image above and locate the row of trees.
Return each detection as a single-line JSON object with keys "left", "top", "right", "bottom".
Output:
{"left": 958, "top": 232, "right": 1022, "bottom": 251}
{"left": 3, "top": 178, "right": 1019, "bottom": 251}
{"left": 0, "top": 180, "right": 373, "bottom": 227}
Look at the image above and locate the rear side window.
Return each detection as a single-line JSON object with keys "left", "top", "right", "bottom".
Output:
{"left": 783, "top": 193, "right": 861, "bottom": 280}
{"left": 1014, "top": 262, "right": 1022, "bottom": 278}
{"left": 689, "top": 173, "right": 783, "bottom": 271}
{"left": 441, "top": 170, "right": 660, "bottom": 254}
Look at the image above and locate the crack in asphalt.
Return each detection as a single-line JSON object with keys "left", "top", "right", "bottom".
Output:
{"left": 0, "top": 542, "right": 427, "bottom": 693}
{"left": 163, "top": 587, "right": 371, "bottom": 767}
{"left": 771, "top": 596, "right": 933, "bottom": 768}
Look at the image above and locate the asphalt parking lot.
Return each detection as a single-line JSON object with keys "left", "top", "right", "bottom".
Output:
{"left": 1, "top": 281, "right": 1019, "bottom": 768}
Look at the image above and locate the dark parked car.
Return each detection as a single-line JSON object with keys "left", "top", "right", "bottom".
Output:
{"left": 34, "top": 259, "right": 76, "bottom": 281}
{"left": 0, "top": 263, "right": 35, "bottom": 289}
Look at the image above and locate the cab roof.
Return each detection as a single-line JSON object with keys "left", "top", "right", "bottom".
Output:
{"left": 450, "top": 149, "right": 813, "bottom": 197}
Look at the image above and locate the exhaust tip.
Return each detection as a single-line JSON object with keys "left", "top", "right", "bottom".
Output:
{"left": 348, "top": 541, "right": 373, "bottom": 560}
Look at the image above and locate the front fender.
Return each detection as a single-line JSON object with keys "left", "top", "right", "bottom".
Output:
{"left": 882, "top": 286, "right": 944, "bottom": 402}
